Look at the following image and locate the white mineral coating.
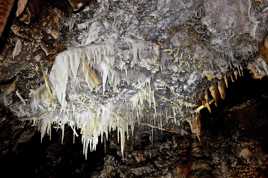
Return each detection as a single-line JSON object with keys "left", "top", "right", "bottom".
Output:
{"left": 28, "top": 0, "right": 268, "bottom": 159}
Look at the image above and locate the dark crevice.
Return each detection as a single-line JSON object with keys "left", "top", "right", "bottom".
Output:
{"left": 1, "top": 72, "right": 268, "bottom": 177}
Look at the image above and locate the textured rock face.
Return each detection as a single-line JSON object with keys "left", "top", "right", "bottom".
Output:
{"left": 1, "top": 78, "right": 268, "bottom": 178}
{"left": 1, "top": 0, "right": 268, "bottom": 159}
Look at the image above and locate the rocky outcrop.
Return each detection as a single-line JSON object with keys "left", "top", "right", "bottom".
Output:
{"left": 0, "top": 1, "right": 268, "bottom": 177}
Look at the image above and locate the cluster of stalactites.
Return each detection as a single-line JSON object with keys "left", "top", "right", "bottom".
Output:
{"left": 29, "top": 39, "right": 159, "bottom": 159}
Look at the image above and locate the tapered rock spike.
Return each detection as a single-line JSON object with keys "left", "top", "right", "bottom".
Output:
{"left": 204, "top": 90, "right": 212, "bottom": 113}
{"left": 217, "top": 79, "right": 226, "bottom": 100}
{"left": 209, "top": 84, "right": 220, "bottom": 106}
{"left": 195, "top": 104, "right": 205, "bottom": 113}
{"left": 224, "top": 75, "right": 229, "bottom": 88}
{"left": 234, "top": 70, "right": 238, "bottom": 80}
{"left": 238, "top": 66, "right": 242, "bottom": 77}
{"left": 240, "top": 66, "right": 244, "bottom": 76}
{"left": 82, "top": 61, "right": 101, "bottom": 90}
{"left": 230, "top": 72, "right": 235, "bottom": 82}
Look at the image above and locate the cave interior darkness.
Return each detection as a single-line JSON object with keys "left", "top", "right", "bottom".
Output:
{"left": 1, "top": 0, "right": 268, "bottom": 177}
{"left": 0, "top": 71, "right": 268, "bottom": 177}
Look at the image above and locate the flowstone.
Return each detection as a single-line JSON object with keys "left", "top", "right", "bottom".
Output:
{"left": 2, "top": 0, "right": 268, "bottom": 159}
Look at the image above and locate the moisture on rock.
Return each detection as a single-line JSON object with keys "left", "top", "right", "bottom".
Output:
{"left": 8, "top": 0, "right": 268, "bottom": 159}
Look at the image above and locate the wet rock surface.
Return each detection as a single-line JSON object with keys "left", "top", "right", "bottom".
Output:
{"left": 1, "top": 1, "right": 268, "bottom": 178}
{"left": 0, "top": 77, "right": 268, "bottom": 178}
